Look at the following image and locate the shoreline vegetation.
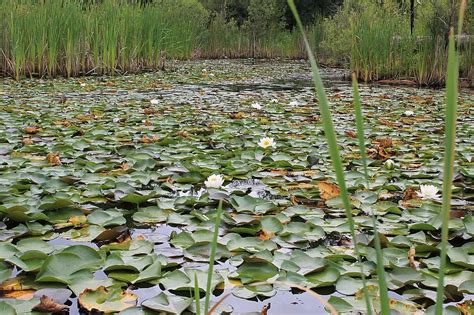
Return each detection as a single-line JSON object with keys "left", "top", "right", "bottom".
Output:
{"left": 0, "top": 0, "right": 472, "bottom": 87}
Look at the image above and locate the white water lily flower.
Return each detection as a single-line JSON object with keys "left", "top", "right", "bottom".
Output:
{"left": 150, "top": 99, "right": 159, "bottom": 105}
{"left": 80, "top": 83, "right": 86, "bottom": 87}
{"left": 270, "top": 98, "right": 278, "bottom": 103}
{"left": 205, "top": 174, "right": 225, "bottom": 189}
{"left": 289, "top": 100, "right": 299, "bottom": 106}
{"left": 404, "top": 110, "right": 414, "bottom": 116}
{"left": 209, "top": 73, "right": 215, "bottom": 77}
{"left": 417, "top": 184, "right": 440, "bottom": 200}
{"left": 251, "top": 102, "right": 262, "bottom": 110}
{"left": 258, "top": 137, "right": 276, "bottom": 149}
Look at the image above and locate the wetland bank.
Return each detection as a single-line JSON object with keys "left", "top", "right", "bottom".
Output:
{"left": 0, "top": 59, "right": 473, "bottom": 314}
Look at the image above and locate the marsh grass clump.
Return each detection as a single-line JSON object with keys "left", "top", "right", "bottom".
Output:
{"left": 0, "top": 0, "right": 471, "bottom": 84}
{"left": 320, "top": 0, "right": 473, "bottom": 86}
{"left": 0, "top": 0, "right": 208, "bottom": 79}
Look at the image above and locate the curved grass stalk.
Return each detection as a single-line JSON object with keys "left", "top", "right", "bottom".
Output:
{"left": 435, "top": 1, "right": 465, "bottom": 312}
{"left": 352, "top": 74, "right": 390, "bottom": 315}
{"left": 434, "top": 26, "right": 459, "bottom": 315}
{"left": 287, "top": 1, "right": 373, "bottom": 313}
{"left": 194, "top": 272, "right": 202, "bottom": 315}
{"left": 204, "top": 200, "right": 223, "bottom": 313}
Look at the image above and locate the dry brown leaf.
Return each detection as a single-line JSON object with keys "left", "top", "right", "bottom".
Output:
{"left": 376, "top": 146, "right": 392, "bottom": 160}
{"left": 378, "top": 118, "right": 400, "bottom": 128}
{"left": 143, "top": 119, "right": 152, "bottom": 126}
{"left": 287, "top": 183, "right": 317, "bottom": 190}
{"left": 76, "top": 114, "right": 95, "bottom": 121}
{"left": 450, "top": 210, "right": 466, "bottom": 219}
{"left": 53, "top": 120, "right": 71, "bottom": 126}
{"left": 176, "top": 130, "right": 188, "bottom": 138}
{"left": 140, "top": 135, "right": 153, "bottom": 143}
{"left": 46, "top": 152, "right": 61, "bottom": 166}
{"left": 110, "top": 163, "right": 130, "bottom": 174}
{"left": 119, "top": 163, "right": 129, "bottom": 171}
{"left": 261, "top": 303, "right": 271, "bottom": 315}
{"left": 317, "top": 181, "right": 340, "bottom": 200}
{"left": 374, "top": 137, "right": 393, "bottom": 148}
{"left": 408, "top": 247, "right": 417, "bottom": 269}
{"left": 345, "top": 130, "right": 357, "bottom": 138}
{"left": 290, "top": 195, "right": 299, "bottom": 205}
{"left": 368, "top": 146, "right": 393, "bottom": 161}
{"left": 22, "top": 138, "right": 33, "bottom": 145}
{"left": 257, "top": 230, "right": 274, "bottom": 241}
{"left": 229, "top": 112, "right": 244, "bottom": 119}
{"left": 403, "top": 187, "right": 419, "bottom": 201}
{"left": 33, "top": 295, "right": 68, "bottom": 312}
{"left": 457, "top": 300, "right": 474, "bottom": 315}
{"left": 143, "top": 108, "right": 155, "bottom": 115}
{"left": 24, "top": 126, "right": 40, "bottom": 134}
{"left": 410, "top": 95, "right": 433, "bottom": 105}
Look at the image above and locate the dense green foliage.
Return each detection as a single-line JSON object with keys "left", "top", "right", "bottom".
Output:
{"left": 0, "top": 59, "right": 473, "bottom": 314}
{"left": 320, "top": 0, "right": 473, "bottom": 85}
{"left": 0, "top": 0, "right": 208, "bottom": 79}
{"left": 0, "top": 0, "right": 472, "bottom": 85}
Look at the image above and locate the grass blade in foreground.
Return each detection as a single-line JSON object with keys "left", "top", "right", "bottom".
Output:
{"left": 435, "top": 27, "right": 459, "bottom": 315}
{"left": 204, "top": 200, "right": 223, "bottom": 314}
{"left": 352, "top": 74, "right": 390, "bottom": 315}
{"left": 287, "top": 1, "right": 373, "bottom": 313}
{"left": 194, "top": 272, "right": 201, "bottom": 315}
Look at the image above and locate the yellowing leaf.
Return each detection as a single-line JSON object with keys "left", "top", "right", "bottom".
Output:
{"left": 69, "top": 215, "right": 87, "bottom": 226}
{"left": 317, "top": 181, "right": 340, "bottom": 200}
{"left": 287, "top": 183, "right": 317, "bottom": 190}
{"left": 22, "top": 138, "right": 33, "bottom": 145}
{"left": 24, "top": 126, "right": 41, "bottom": 134}
{"left": 46, "top": 152, "right": 62, "bottom": 166}
{"left": 257, "top": 230, "right": 274, "bottom": 241}
{"left": 79, "top": 286, "right": 137, "bottom": 313}
{"left": 0, "top": 277, "right": 32, "bottom": 291}
{"left": 0, "top": 290, "right": 35, "bottom": 300}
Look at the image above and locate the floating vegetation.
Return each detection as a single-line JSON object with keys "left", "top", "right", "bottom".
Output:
{"left": 0, "top": 60, "right": 473, "bottom": 313}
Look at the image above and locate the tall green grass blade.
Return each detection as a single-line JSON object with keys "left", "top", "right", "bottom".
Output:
{"left": 287, "top": 1, "right": 373, "bottom": 314}
{"left": 352, "top": 74, "right": 390, "bottom": 315}
{"left": 194, "top": 272, "right": 202, "bottom": 315}
{"left": 204, "top": 200, "right": 223, "bottom": 314}
{"left": 434, "top": 26, "right": 459, "bottom": 315}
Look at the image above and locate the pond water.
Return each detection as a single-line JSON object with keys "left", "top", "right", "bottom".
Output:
{"left": 0, "top": 59, "right": 473, "bottom": 314}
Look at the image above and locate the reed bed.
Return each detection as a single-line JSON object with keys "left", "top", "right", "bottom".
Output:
{"left": 0, "top": 0, "right": 471, "bottom": 87}
{"left": 0, "top": 0, "right": 208, "bottom": 79}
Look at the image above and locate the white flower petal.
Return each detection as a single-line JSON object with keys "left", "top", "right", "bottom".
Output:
{"left": 251, "top": 102, "right": 262, "bottom": 110}
{"left": 205, "top": 174, "right": 224, "bottom": 188}
{"left": 258, "top": 137, "right": 276, "bottom": 149}
{"left": 418, "top": 184, "right": 440, "bottom": 200}
{"left": 289, "top": 101, "right": 299, "bottom": 106}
